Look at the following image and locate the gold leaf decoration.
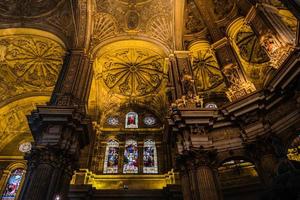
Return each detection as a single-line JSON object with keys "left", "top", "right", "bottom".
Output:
{"left": 191, "top": 50, "right": 224, "bottom": 92}
{"left": 147, "top": 15, "right": 172, "bottom": 46}
{"left": 0, "top": 32, "right": 65, "bottom": 102}
{"left": 100, "top": 48, "right": 164, "bottom": 97}
{"left": 93, "top": 12, "right": 118, "bottom": 43}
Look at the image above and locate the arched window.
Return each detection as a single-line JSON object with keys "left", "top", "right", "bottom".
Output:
{"left": 123, "top": 139, "right": 138, "bottom": 173}
{"left": 125, "top": 112, "right": 138, "bottom": 128}
{"left": 143, "top": 139, "right": 158, "bottom": 174}
{"left": 103, "top": 140, "right": 119, "bottom": 174}
{"left": 1, "top": 168, "right": 25, "bottom": 200}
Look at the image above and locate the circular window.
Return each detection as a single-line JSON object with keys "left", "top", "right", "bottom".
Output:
{"left": 19, "top": 142, "right": 32, "bottom": 153}
{"left": 205, "top": 102, "right": 218, "bottom": 109}
{"left": 143, "top": 116, "right": 156, "bottom": 126}
{"left": 107, "top": 117, "right": 119, "bottom": 126}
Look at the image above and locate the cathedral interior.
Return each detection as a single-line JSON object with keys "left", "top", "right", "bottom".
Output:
{"left": 0, "top": 0, "right": 299, "bottom": 200}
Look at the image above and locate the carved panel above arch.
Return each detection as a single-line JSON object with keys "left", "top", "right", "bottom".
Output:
{"left": 89, "top": 40, "right": 169, "bottom": 121}
{"left": 0, "top": 29, "right": 66, "bottom": 103}
{"left": 93, "top": 0, "right": 173, "bottom": 50}
{"left": 92, "top": 12, "right": 119, "bottom": 45}
{"left": 99, "top": 48, "right": 165, "bottom": 97}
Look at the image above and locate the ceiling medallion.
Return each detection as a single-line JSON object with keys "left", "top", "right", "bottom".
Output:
{"left": 0, "top": 35, "right": 65, "bottom": 88}
{"left": 19, "top": 142, "right": 32, "bottom": 153}
{"left": 102, "top": 48, "right": 164, "bottom": 97}
{"left": 107, "top": 117, "right": 119, "bottom": 126}
{"left": 192, "top": 50, "right": 224, "bottom": 91}
{"left": 143, "top": 116, "right": 156, "bottom": 126}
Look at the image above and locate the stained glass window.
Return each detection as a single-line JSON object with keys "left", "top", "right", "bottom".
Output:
{"left": 205, "top": 102, "right": 218, "bottom": 109}
{"left": 2, "top": 168, "right": 25, "bottom": 200}
{"left": 143, "top": 140, "right": 158, "bottom": 173}
{"left": 123, "top": 139, "right": 138, "bottom": 173}
{"left": 107, "top": 117, "right": 119, "bottom": 126}
{"left": 125, "top": 112, "right": 138, "bottom": 128}
{"left": 103, "top": 140, "right": 119, "bottom": 174}
{"left": 143, "top": 116, "right": 156, "bottom": 126}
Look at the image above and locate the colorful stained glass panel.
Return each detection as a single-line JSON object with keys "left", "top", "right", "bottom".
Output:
{"left": 125, "top": 112, "right": 138, "bottom": 128}
{"left": 123, "top": 139, "right": 138, "bottom": 173}
{"left": 2, "top": 169, "right": 24, "bottom": 200}
{"left": 103, "top": 140, "right": 119, "bottom": 174}
{"left": 143, "top": 140, "right": 158, "bottom": 173}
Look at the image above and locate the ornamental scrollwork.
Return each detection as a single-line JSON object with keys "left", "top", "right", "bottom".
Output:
{"left": 0, "top": 34, "right": 65, "bottom": 102}
{"left": 191, "top": 50, "right": 224, "bottom": 92}
{"left": 100, "top": 48, "right": 165, "bottom": 97}
{"left": 0, "top": 35, "right": 65, "bottom": 87}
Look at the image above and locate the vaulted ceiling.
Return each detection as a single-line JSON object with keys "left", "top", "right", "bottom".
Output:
{"left": 0, "top": 0, "right": 298, "bottom": 150}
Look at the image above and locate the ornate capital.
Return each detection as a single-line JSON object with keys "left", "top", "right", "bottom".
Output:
{"left": 176, "top": 148, "right": 217, "bottom": 171}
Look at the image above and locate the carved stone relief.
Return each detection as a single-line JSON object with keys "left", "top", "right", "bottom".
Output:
{"left": 0, "top": 33, "right": 65, "bottom": 102}
{"left": 92, "top": 12, "right": 118, "bottom": 45}
{"left": 94, "top": 0, "right": 173, "bottom": 48}
{"left": 191, "top": 49, "right": 224, "bottom": 92}
{"left": 212, "top": 0, "right": 234, "bottom": 20}
{"left": 0, "top": 96, "right": 49, "bottom": 151}
{"left": 99, "top": 48, "right": 164, "bottom": 97}
{"left": 185, "top": 0, "right": 205, "bottom": 34}
{"left": 235, "top": 25, "right": 270, "bottom": 64}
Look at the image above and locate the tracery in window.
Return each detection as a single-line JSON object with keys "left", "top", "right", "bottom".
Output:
{"left": 107, "top": 117, "right": 119, "bottom": 126}
{"left": 103, "top": 140, "right": 119, "bottom": 174}
{"left": 1, "top": 168, "right": 25, "bottom": 200}
{"left": 123, "top": 139, "right": 138, "bottom": 173}
{"left": 125, "top": 112, "right": 138, "bottom": 128}
{"left": 143, "top": 139, "right": 158, "bottom": 173}
{"left": 143, "top": 116, "right": 156, "bottom": 126}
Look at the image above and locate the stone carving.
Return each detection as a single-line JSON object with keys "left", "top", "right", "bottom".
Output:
{"left": 0, "top": 0, "right": 64, "bottom": 18}
{"left": 0, "top": 34, "right": 65, "bottom": 102}
{"left": 185, "top": 0, "right": 205, "bottom": 34}
{"left": 1, "top": 35, "right": 65, "bottom": 87}
{"left": 95, "top": 0, "right": 173, "bottom": 45}
{"left": 212, "top": 0, "right": 234, "bottom": 20}
{"left": 0, "top": 97, "right": 48, "bottom": 151}
{"left": 235, "top": 25, "right": 270, "bottom": 64}
{"left": 260, "top": 33, "right": 293, "bottom": 68}
{"left": 191, "top": 50, "right": 224, "bottom": 92}
{"left": 100, "top": 48, "right": 164, "bottom": 97}
{"left": 45, "top": 1, "right": 73, "bottom": 37}
{"left": 92, "top": 12, "right": 118, "bottom": 44}
{"left": 147, "top": 15, "right": 172, "bottom": 46}
{"left": 222, "top": 64, "right": 256, "bottom": 101}
{"left": 127, "top": 10, "right": 139, "bottom": 30}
